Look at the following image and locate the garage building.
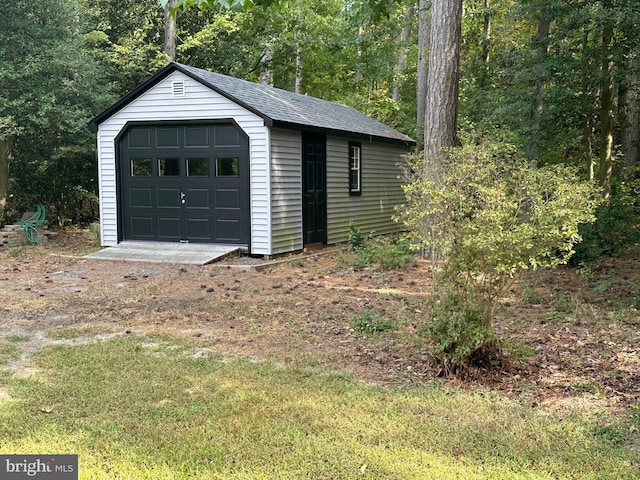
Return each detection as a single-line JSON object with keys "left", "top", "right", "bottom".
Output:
{"left": 89, "top": 62, "right": 415, "bottom": 256}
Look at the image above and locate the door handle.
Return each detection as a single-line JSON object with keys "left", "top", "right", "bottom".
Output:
{"left": 180, "top": 192, "right": 186, "bottom": 204}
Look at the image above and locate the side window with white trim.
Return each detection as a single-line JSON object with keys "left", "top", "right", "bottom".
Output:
{"left": 349, "top": 143, "right": 361, "bottom": 195}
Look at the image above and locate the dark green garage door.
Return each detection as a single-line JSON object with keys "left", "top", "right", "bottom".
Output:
{"left": 119, "top": 123, "right": 249, "bottom": 244}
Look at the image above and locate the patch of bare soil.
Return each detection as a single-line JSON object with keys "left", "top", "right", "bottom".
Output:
{"left": 1, "top": 230, "right": 638, "bottom": 415}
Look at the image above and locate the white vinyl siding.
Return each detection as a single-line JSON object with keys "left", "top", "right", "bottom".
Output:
{"left": 326, "top": 137, "right": 407, "bottom": 244}
{"left": 270, "top": 129, "right": 303, "bottom": 254}
{"left": 96, "top": 71, "right": 271, "bottom": 255}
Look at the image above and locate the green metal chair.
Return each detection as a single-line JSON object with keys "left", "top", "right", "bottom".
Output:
{"left": 17, "top": 204, "right": 46, "bottom": 245}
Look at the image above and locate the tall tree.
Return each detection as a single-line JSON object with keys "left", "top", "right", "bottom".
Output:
{"left": 598, "top": 0, "right": 614, "bottom": 200}
{"left": 479, "top": 0, "right": 491, "bottom": 88}
{"left": 0, "top": 0, "right": 120, "bottom": 224}
{"left": 259, "top": 41, "right": 274, "bottom": 85}
{"left": 423, "top": 0, "right": 463, "bottom": 164}
{"left": 392, "top": 4, "right": 414, "bottom": 102}
{"left": 527, "top": 3, "right": 551, "bottom": 164}
{"left": 416, "top": 0, "right": 431, "bottom": 143}
{"left": 581, "top": 28, "right": 596, "bottom": 180}
{"left": 0, "top": 134, "right": 12, "bottom": 214}
{"left": 163, "top": 0, "right": 178, "bottom": 62}
{"left": 87, "top": 0, "right": 168, "bottom": 95}
{"left": 622, "top": 48, "right": 640, "bottom": 167}
{"left": 0, "top": 0, "right": 107, "bottom": 218}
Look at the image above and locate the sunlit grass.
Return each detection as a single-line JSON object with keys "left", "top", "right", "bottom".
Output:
{"left": 0, "top": 336, "right": 637, "bottom": 479}
{"left": 0, "top": 341, "right": 21, "bottom": 366}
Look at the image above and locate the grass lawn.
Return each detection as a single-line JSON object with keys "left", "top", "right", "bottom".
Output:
{"left": 0, "top": 335, "right": 637, "bottom": 479}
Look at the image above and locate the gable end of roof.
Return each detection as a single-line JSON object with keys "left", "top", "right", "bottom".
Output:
{"left": 88, "top": 64, "right": 274, "bottom": 132}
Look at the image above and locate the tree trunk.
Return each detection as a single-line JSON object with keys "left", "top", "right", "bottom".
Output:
{"left": 598, "top": 2, "right": 614, "bottom": 200}
{"left": 260, "top": 43, "right": 274, "bottom": 86}
{"left": 392, "top": 6, "right": 414, "bottom": 102}
{"left": 417, "top": 0, "right": 431, "bottom": 146}
{"left": 423, "top": 0, "right": 463, "bottom": 166}
{"left": 584, "top": 116, "right": 595, "bottom": 181}
{"left": 581, "top": 29, "right": 595, "bottom": 180}
{"left": 479, "top": 0, "right": 491, "bottom": 88}
{"left": 527, "top": 13, "right": 551, "bottom": 164}
{"left": 623, "top": 49, "right": 640, "bottom": 167}
{"left": 0, "top": 135, "right": 13, "bottom": 215}
{"left": 355, "top": 26, "right": 364, "bottom": 83}
{"left": 163, "top": 0, "right": 177, "bottom": 63}
{"left": 295, "top": 46, "right": 303, "bottom": 94}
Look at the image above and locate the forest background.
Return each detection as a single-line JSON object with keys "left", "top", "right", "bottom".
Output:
{"left": 1, "top": 0, "right": 639, "bottom": 251}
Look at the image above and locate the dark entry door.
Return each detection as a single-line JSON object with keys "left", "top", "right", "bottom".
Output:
{"left": 119, "top": 123, "right": 249, "bottom": 244}
{"left": 302, "top": 132, "right": 327, "bottom": 245}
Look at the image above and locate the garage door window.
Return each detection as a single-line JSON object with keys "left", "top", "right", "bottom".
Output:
{"left": 131, "top": 158, "right": 152, "bottom": 176}
{"left": 216, "top": 157, "right": 239, "bottom": 177}
{"left": 159, "top": 158, "right": 180, "bottom": 176}
{"left": 187, "top": 158, "right": 209, "bottom": 177}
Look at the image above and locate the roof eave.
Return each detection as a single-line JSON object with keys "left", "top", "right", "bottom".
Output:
{"left": 270, "top": 120, "right": 416, "bottom": 147}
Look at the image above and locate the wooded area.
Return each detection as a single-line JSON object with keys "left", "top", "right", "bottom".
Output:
{"left": 1, "top": 3, "right": 640, "bottom": 466}
{"left": 1, "top": 0, "right": 639, "bottom": 228}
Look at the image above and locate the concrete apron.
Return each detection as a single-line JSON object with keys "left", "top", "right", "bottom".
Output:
{"left": 84, "top": 241, "right": 242, "bottom": 265}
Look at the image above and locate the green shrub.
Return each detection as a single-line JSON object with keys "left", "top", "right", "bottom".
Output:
{"left": 351, "top": 310, "right": 395, "bottom": 334}
{"left": 426, "top": 293, "right": 497, "bottom": 370}
{"left": 346, "top": 232, "right": 415, "bottom": 271}
{"left": 397, "top": 135, "right": 601, "bottom": 367}
{"left": 572, "top": 168, "right": 640, "bottom": 264}
{"left": 352, "top": 239, "right": 380, "bottom": 267}
{"left": 347, "top": 223, "right": 366, "bottom": 253}
{"left": 377, "top": 236, "right": 414, "bottom": 270}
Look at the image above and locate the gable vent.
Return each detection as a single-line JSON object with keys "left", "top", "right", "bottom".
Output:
{"left": 172, "top": 80, "right": 185, "bottom": 97}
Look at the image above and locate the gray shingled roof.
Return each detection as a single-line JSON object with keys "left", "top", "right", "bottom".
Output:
{"left": 175, "top": 63, "right": 415, "bottom": 145}
{"left": 90, "top": 63, "right": 415, "bottom": 145}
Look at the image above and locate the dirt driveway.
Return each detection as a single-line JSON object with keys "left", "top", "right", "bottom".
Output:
{"left": 1, "top": 231, "right": 639, "bottom": 415}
